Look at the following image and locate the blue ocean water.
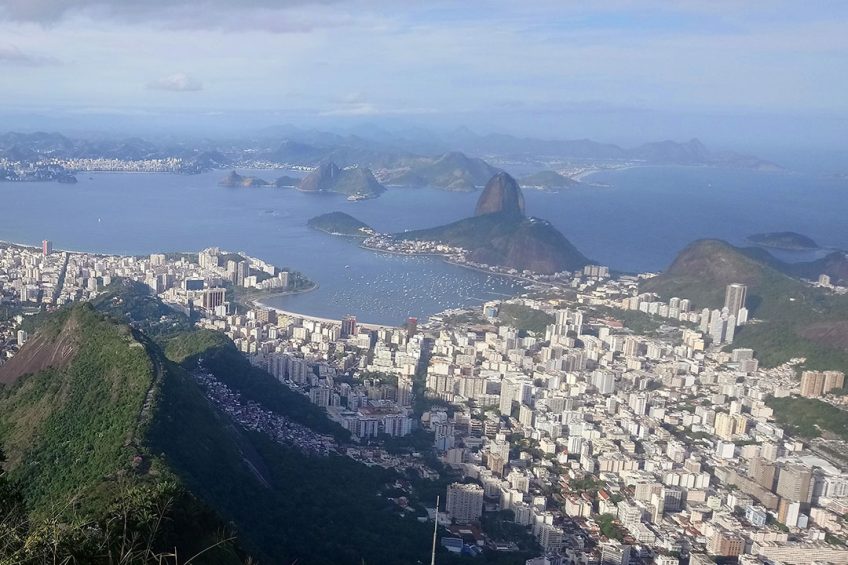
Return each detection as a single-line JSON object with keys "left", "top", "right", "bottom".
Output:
{"left": 0, "top": 166, "right": 845, "bottom": 324}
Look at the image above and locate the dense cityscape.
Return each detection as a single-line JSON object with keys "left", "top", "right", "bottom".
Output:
{"left": 2, "top": 237, "right": 847, "bottom": 564}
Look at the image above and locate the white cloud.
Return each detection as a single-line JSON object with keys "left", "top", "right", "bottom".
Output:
{"left": 147, "top": 72, "right": 203, "bottom": 92}
{"left": 0, "top": 43, "right": 59, "bottom": 65}
{"left": 0, "top": 0, "right": 845, "bottom": 133}
{"left": 0, "top": 0, "right": 339, "bottom": 23}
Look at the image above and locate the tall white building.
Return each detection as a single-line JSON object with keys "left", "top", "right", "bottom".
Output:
{"left": 724, "top": 283, "right": 748, "bottom": 319}
{"left": 446, "top": 483, "right": 484, "bottom": 524}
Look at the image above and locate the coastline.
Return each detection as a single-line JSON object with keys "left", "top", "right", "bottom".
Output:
{"left": 569, "top": 163, "right": 643, "bottom": 181}
{"left": 255, "top": 292, "right": 396, "bottom": 331}
{"left": 359, "top": 240, "right": 562, "bottom": 291}
{"left": 0, "top": 238, "right": 208, "bottom": 258}
{"left": 1, "top": 236, "right": 326, "bottom": 313}
{"left": 309, "top": 227, "right": 369, "bottom": 239}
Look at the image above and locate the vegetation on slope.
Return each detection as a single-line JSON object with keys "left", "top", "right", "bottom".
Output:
{"left": 158, "top": 330, "right": 530, "bottom": 564}
{"left": 91, "top": 278, "right": 192, "bottom": 335}
{"left": 0, "top": 304, "right": 244, "bottom": 563}
{"left": 785, "top": 251, "right": 848, "bottom": 284}
{"left": 497, "top": 303, "right": 554, "bottom": 335}
{"left": 641, "top": 239, "right": 804, "bottom": 313}
{"left": 164, "top": 329, "right": 349, "bottom": 440}
{"left": 643, "top": 239, "right": 848, "bottom": 379}
{"left": 0, "top": 468, "right": 243, "bottom": 564}
{"left": 0, "top": 304, "right": 154, "bottom": 511}
{"left": 765, "top": 396, "right": 848, "bottom": 440}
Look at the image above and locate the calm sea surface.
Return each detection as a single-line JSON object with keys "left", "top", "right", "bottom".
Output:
{"left": 1, "top": 166, "right": 845, "bottom": 324}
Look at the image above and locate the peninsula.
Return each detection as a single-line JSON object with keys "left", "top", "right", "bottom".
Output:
{"left": 311, "top": 172, "right": 590, "bottom": 275}
{"left": 519, "top": 170, "right": 580, "bottom": 191}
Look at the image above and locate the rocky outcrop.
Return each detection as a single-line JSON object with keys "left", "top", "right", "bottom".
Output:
{"left": 397, "top": 172, "right": 588, "bottom": 274}
{"left": 474, "top": 172, "right": 525, "bottom": 217}
{"left": 298, "top": 163, "right": 385, "bottom": 198}
{"left": 219, "top": 170, "right": 269, "bottom": 187}
{"left": 299, "top": 163, "right": 342, "bottom": 192}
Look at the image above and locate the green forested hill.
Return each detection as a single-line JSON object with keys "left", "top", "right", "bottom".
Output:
{"left": 642, "top": 239, "right": 848, "bottom": 375}
{"left": 0, "top": 292, "right": 443, "bottom": 564}
{"left": 0, "top": 303, "right": 244, "bottom": 563}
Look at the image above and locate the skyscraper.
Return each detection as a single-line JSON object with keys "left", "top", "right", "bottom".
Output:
{"left": 800, "top": 371, "right": 826, "bottom": 398}
{"left": 751, "top": 457, "right": 777, "bottom": 490}
{"left": 824, "top": 371, "right": 845, "bottom": 394}
{"left": 42, "top": 240, "right": 52, "bottom": 257}
{"left": 446, "top": 483, "right": 484, "bottom": 523}
{"left": 592, "top": 370, "right": 615, "bottom": 395}
{"left": 776, "top": 463, "right": 813, "bottom": 503}
{"left": 341, "top": 315, "right": 357, "bottom": 338}
{"left": 714, "top": 412, "right": 735, "bottom": 440}
{"left": 724, "top": 284, "right": 748, "bottom": 319}
{"left": 236, "top": 260, "right": 249, "bottom": 287}
{"left": 202, "top": 287, "right": 226, "bottom": 310}
{"left": 800, "top": 370, "right": 845, "bottom": 397}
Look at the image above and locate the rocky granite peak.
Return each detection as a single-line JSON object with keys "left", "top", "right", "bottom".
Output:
{"left": 474, "top": 172, "right": 526, "bottom": 217}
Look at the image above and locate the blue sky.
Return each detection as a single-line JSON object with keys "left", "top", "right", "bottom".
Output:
{"left": 0, "top": 0, "right": 846, "bottom": 148}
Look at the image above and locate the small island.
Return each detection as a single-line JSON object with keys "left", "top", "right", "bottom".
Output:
{"left": 747, "top": 231, "right": 819, "bottom": 250}
{"left": 219, "top": 170, "right": 270, "bottom": 188}
{"left": 219, "top": 170, "right": 304, "bottom": 189}
{"left": 307, "top": 212, "right": 375, "bottom": 238}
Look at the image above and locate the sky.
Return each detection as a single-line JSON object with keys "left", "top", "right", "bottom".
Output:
{"left": 0, "top": 0, "right": 846, "bottom": 149}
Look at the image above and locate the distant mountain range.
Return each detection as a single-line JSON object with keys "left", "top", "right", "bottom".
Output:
{"left": 379, "top": 151, "right": 500, "bottom": 191}
{"left": 0, "top": 128, "right": 781, "bottom": 181}
{"left": 0, "top": 131, "right": 230, "bottom": 174}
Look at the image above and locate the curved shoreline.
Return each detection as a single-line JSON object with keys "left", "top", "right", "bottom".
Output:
{"left": 309, "top": 227, "right": 369, "bottom": 239}
{"left": 359, "top": 240, "right": 562, "bottom": 290}
{"left": 254, "top": 293, "right": 396, "bottom": 331}
{"left": 249, "top": 281, "right": 320, "bottom": 302}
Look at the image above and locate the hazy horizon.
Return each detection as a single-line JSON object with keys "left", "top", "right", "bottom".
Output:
{"left": 1, "top": 1, "right": 847, "bottom": 153}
